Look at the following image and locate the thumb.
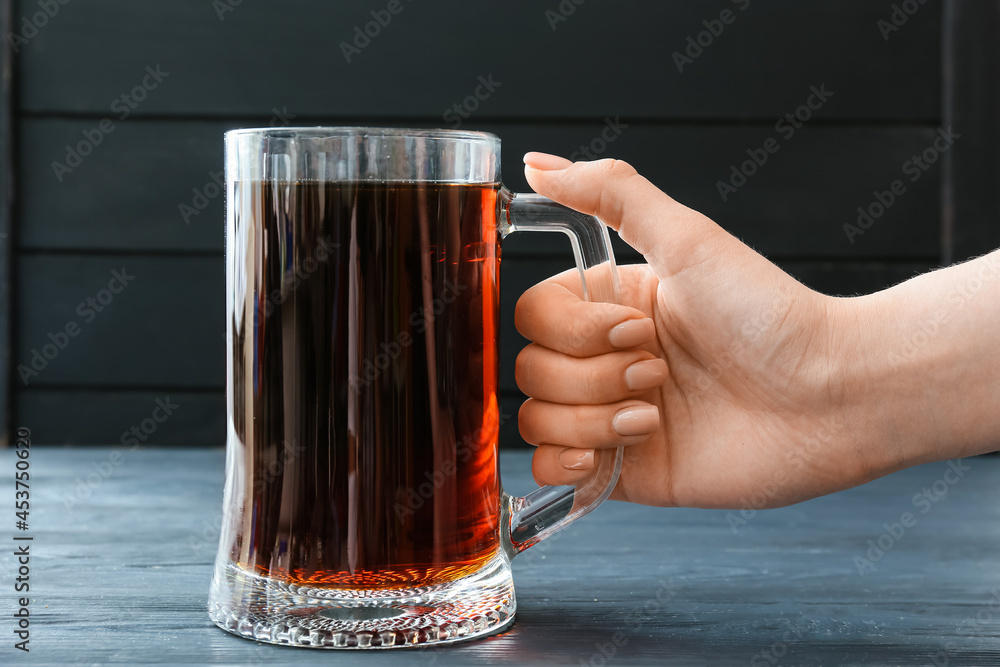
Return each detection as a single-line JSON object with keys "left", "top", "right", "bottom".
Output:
{"left": 523, "top": 153, "right": 727, "bottom": 279}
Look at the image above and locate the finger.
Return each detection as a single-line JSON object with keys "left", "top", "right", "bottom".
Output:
{"left": 515, "top": 276, "right": 654, "bottom": 357}
{"left": 516, "top": 343, "right": 669, "bottom": 404}
{"left": 523, "top": 153, "right": 728, "bottom": 280}
{"left": 532, "top": 445, "right": 595, "bottom": 487}
{"left": 523, "top": 152, "right": 573, "bottom": 170}
{"left": 518, "top": 398, "right": 660, "bottom": 449}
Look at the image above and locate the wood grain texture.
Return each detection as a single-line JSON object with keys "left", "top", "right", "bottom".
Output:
{"left": 15, "top": 1, "right": 940, "bottom": 120}
{"left": 1, "top": 447, "right": 999, "bottom": 665}
{"left": 19, "top": 119, "right": 943, "bottom": 259}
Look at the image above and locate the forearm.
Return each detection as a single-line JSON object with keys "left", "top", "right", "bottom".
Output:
{"left": 836, "top": 250, "right": 1000, "bottom": 478}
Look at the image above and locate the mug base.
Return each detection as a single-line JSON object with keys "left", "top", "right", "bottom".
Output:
{"left": 208, "top": 551, "right": 516, "bottom": 648}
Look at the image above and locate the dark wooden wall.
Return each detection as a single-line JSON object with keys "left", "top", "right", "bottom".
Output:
{"left": 1, "top": 1, "right": 997, "bottom": 445}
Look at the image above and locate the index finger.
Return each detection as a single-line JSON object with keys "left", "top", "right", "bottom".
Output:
{"left": 515, "top": 267, "right": 653, "bottom": 357}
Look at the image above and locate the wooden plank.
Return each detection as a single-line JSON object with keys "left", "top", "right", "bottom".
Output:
{"left": 17, "top": 389, "right": 224, "bottom": 445}
{"left": 0, "top": 0, "right": 12, "bottom": 446}
{"left": 943, "top": 0, "right": 1000, "bottom": 263}
{"left": 19, "top": 119, "right": 228, "bottom": 252}
{"left": 3, "top": 447, "right": 1000, "bottom": 663}
{"left": 14, "top": 255, "right": 223, "bottom": 387}
{"left": 20, "top": 119, "right": 942, "bottom": 259}
{"left": 495, "top": 124, "right": 943, "bottom": 260}
{"left": 12, "top": 253, "right": 934, "bottom": 392}
{"left": 17, "top": 1, "right": 939, "bottom": 120}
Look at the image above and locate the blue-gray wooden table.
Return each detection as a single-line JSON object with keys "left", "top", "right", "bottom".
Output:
{"left": 2, "top": 447, "right": 1000, "bottom": 666}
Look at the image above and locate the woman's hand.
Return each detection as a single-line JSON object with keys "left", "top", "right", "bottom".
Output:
{"left": 516, "top": 152, "right": 1000, "bottom": 510}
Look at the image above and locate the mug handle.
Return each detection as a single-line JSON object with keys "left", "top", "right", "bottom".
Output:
{"left": 497, "top": 187, "right": 624, "bottom": 556}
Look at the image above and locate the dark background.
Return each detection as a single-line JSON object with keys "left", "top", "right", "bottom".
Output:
{"left": 0, "top": 0, "right": 997, "bottom": 447}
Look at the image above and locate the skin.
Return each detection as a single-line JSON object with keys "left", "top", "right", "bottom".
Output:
{"left": 516, "top": 152, "right": 1000, "bottom": 510}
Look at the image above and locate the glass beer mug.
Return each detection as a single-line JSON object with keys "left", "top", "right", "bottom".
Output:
{"left": 210, "top": 127, "right": 622, "bottom": 648}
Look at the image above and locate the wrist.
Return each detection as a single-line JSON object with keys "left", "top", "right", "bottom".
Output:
{"left": 826, "top": 258, "right": 1000, "bottom": 481}
{"left": 825, "top": 292, "right": 930, "bottom": 481}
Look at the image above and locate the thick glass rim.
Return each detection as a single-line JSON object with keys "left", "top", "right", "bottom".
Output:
{"left": 225, "top": 126, "right": 501, "bottom": 183}
{"left": 224, "top": 126, "right": 500, "bottom": 147}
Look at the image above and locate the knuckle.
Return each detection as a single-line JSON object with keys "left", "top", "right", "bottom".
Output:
{"left": 590, "top": 160, "right": 641, "bottom": 226}
{"left": 531, "top": 448, "right": 554, "bottom": 486}
{"left": 514, "top": 346, "right": 534, "bottom": 394}
{"left": 517, "top": 399, "right": 538, "bottom": 444}
{"left": 566, "top": 305, "right": 601, "bottom": 355}
{"left": 582, "top": 361, "right": 608, "bottom": 402}
{"left": 514, "top": 282, "right": 549, "bottom": 331}
{"left": 515, "top": 281, "right": 566, "bottom": 340}
{"left": 513, "top": 292, "right": 534, "bottom": 338}
{"left": 566, "top": 317, "right": 588, "bottom": 353}
{"left": 595, "top": 158, "right": 637, "bottom": 179}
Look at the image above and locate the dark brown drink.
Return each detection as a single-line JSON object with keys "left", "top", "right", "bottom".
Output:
{"left": 227, "top": 180, "right": 502, "bottom": 589}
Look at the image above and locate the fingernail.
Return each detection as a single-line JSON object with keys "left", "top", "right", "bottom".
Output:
{"left": 609, "top": 319, "right": 654, "bottom": 348}
{"left": 612, "top": 405, "right": 659, "bottom": 436}
{"left": 558, "top": 448, "right": 595, "bottom": 470}
{"left": 624, "top": 359, "right": 669, "bottom": 391}
{"left": 523, "top": 152, "right": 572, "bottom": 171}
